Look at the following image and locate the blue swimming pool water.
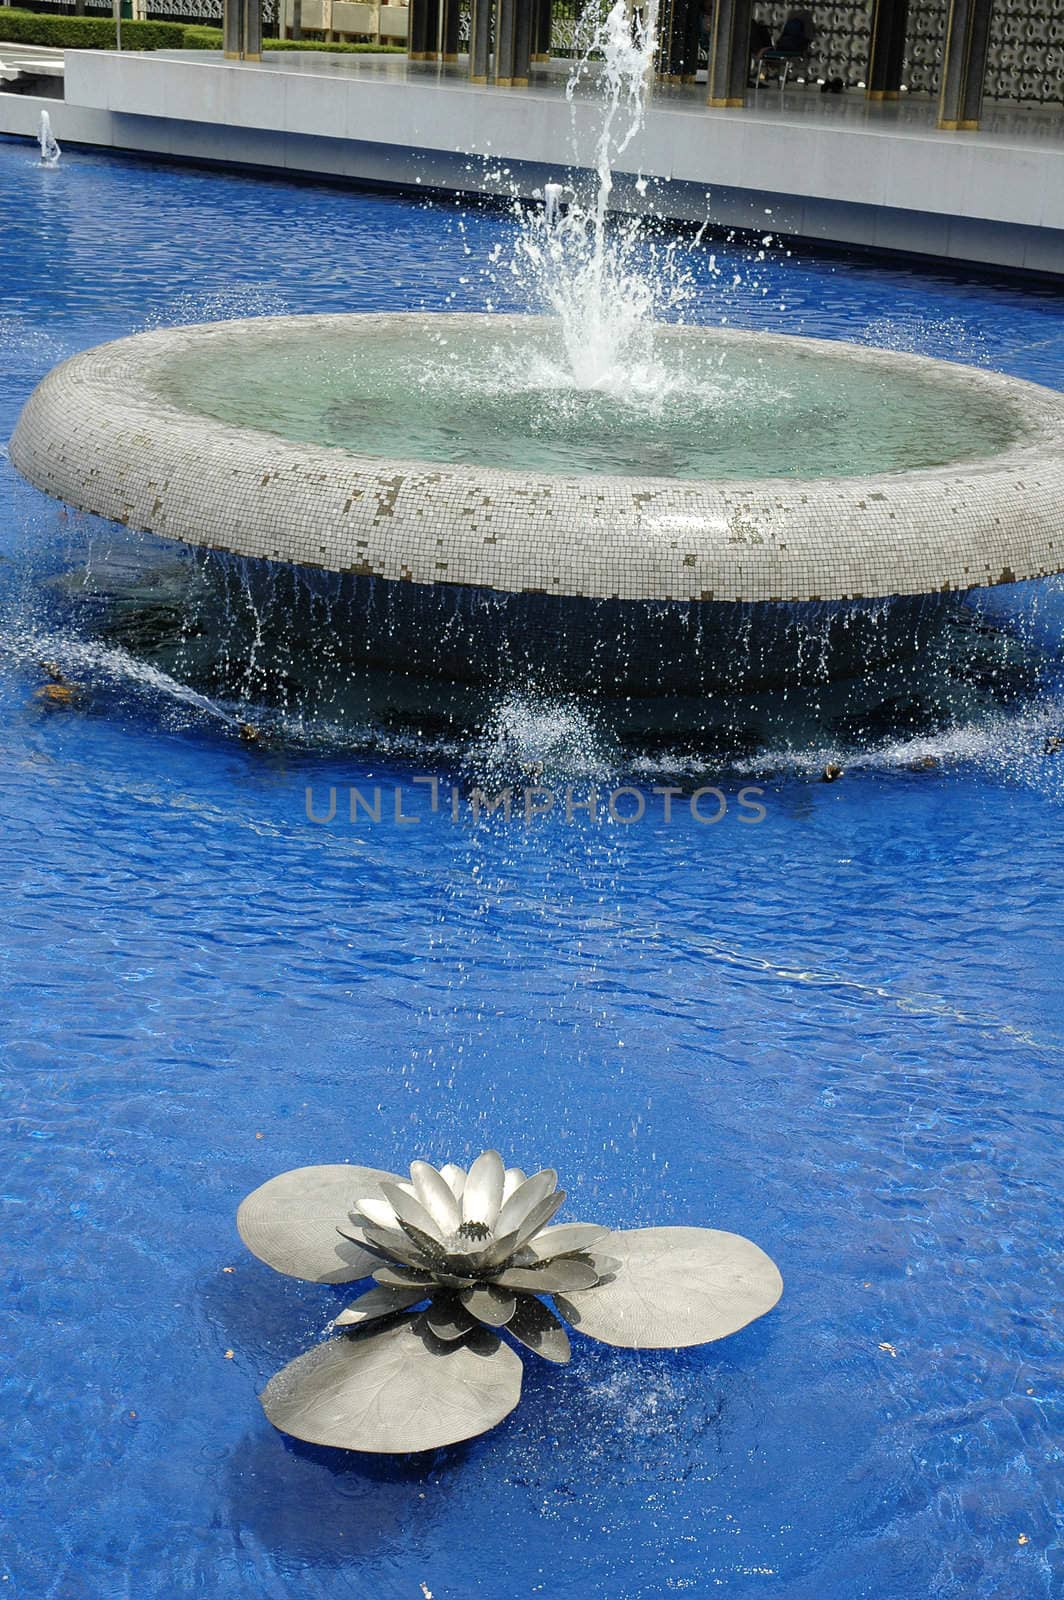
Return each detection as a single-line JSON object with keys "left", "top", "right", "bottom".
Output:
{"left": 1, "top": 137, "right": 1063, "bottom": 1600}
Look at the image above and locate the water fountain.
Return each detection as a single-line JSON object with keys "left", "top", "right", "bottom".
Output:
{"left": 8, "top": 4, "right": 1064, "bottom": 708}
{"left": 3, "top": 20, "right": 1062, "bottom": 1588}
{"left": 37, "top": 108, "right": 60, "bottom": 167}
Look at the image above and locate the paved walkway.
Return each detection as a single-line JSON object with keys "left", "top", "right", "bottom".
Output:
{"left": 252, "top": 50, "right": 1063, "bottom": 153}
{"left": 0, "top": 40, "right": 64, "bottom": 83}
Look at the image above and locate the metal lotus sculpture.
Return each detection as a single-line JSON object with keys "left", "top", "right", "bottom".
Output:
{"left": 237, "top": 1151, "right": 783, "bottom": 1453}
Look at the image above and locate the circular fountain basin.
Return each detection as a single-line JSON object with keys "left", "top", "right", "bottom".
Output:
{"left": 11, "top": 312, "right": 1064, "bottom": 606}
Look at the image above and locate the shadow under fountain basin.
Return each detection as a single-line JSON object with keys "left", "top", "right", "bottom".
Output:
{"left": 10, "top": 312, "right": 1064, "bottom": 694}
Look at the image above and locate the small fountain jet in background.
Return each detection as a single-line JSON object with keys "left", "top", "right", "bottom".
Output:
{"left": 37, "top": 109, "right": 60, "bottom": 168}
{"left": 542, "top": 182, "right": 569, "bottom": 228}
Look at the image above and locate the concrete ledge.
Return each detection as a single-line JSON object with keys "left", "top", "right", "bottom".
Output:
{"left": 53, "top": 50, "right": 1064, "bottom": 272}
{"left": 5, "top": 94, "right": 1063, "bottom": 274}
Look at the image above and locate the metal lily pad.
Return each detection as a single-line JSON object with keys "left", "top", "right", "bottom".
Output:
{"left": 260, "top": 1319, "right": 523, "bottom": 1452}
{"left": 239, "top": 1153, "right": 783, "bottom": 1451}
{"left": 237, "top": 1164, "right": 400, "bottom": 1284}
{"left": 556, "top": 1226, "right": 784, "bottom": 1349}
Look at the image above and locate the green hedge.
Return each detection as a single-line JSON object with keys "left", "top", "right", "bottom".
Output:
{"left": 0, "top": 9, "right": 406, "bottom": 52}
{"left": 263, "top": 37, "right": 406, "bottom": 52}
{"left": 0, "top": 8, "right": 191, "bottom": 49}
{"left": 183, "top": 27, "right": 405, "bottom": 52}
{"left": 175, "top": 25, "right": 222, "bottom": 49}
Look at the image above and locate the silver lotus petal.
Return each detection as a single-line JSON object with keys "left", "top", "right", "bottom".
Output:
{"left": 380, "top": 1182, "right": 447, "bottom": 1246}
{"left": 510, "top": 1188, "right": 567, "bottom": 1249}
{"left": 237, "top": 1164, "right": 400, "bottom": 1284}
{"left": 334, "top": 1284, "right": 425, "bottom": 1327}
{"left": 494, "top": 1168, "right": 559, "bottom": 1239}
{"left": 334, "top": 1226, "right": 399, "bottom": 1264}
{"left": 260, "top": 1319, "right": 523, "bottom": 1452}
{"left": 555, "top": 1226, "right": 783, "bottom": 1349}
{"left": 497, "top": 1258, "right": 600, "bottom": 1294}
{"left": 342, "top": 1220, "right": 432, "bottom": 1271}
{"left": 460, "top": 1283, "right": 517, "bottom": 1327}
{"left": 470, "top": 1226, "right": 528, "bottom": 1271}
{"left": 586, "top": 1253, "right": 622, "bottom": 1278}
{"left": 432, "top": 1250, "right": 484, "bottom": 1279}
{"left": 461, "top": 1150, "right": 506, "bottom": 1229}
{"left": 373, "top": 1262, "right": 437, "bottom": 1288}
{"left": 356, "top": 1196, "right": 401, "bottom": 1232}
{"left": 409, "top": 1161, "right": 463, "bottom": 1236}
{"left": 522, "top": 1223, "right": 612, "bottom": 1262}
{"left": 506, "top": 1295, "right": 572, "bottom": 1364}
{"left": 393, "top": 1217, "right": 450, "bottom": 1265}
{"left": 426, "top": 1297, "right": 477, "bottom": 1342}
{"left": 439, "top": 1163, "right": 466, "bottom": 1200}
{"left": 501, "top": 1167, "right": 527, "bottom": 1203}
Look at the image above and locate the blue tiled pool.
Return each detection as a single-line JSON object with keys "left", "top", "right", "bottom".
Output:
{"left": 2, "top": 137, "right": 1062, "bottom": 1600}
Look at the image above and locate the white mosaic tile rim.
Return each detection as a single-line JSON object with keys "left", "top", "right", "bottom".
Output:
{"left": 10, "top": 312, "right": 1064, "bottom": 604}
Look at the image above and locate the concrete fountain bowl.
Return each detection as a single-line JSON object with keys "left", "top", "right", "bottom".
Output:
{"left": 10, "top": 312, "right": 1064, "bottom": 692}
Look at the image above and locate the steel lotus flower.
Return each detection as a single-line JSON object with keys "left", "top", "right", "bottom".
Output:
{"left": 237, "top": 1150, "right": 782, "bottom": 1454}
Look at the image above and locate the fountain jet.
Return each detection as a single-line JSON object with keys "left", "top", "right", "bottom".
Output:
{"left": 37, "top": 109, "right": 60, "bottom": 168}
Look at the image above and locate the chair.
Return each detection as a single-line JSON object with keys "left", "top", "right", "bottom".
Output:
{"left": 754, "top": 44, "right": 814, "bottom": 94}
{"left": 753, "top": 9, "right": 815, "bottom": 97}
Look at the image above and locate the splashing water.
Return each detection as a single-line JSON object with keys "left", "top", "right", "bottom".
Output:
{"left": 502, "top": 0, "right": 705, "bottom": 404}
{"left": 466, "top": 691, "right": 618, "bottom": 789}
{"left": 37, "top": 109, "right": 60, "bottom": 168}
{"left": 0, "top": 612, "right": 254, "bottom": 735}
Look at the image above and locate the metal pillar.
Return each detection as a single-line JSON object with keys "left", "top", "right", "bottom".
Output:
{"left": 223, "top": 0, "right": 261, "bottom": 59}
{"left": 410, "top": 0, "right": 442, "bottom": 60}
{"left": 533, "top": 0, "right": 551, "bottom": 62}
{"left": 867, "top": 0, "right": 908, "bottom": 99}
{"left": 494, "top": 0, "right": 516, "bottom": 85}
{"left": 469, "top": 0, "right": 492, "bottom": 81}
{"left": 681, "top": 0, "right": 701, "bottom": 85}
{"left": 706, "top": 0, "right": 752, "bottom": 107}
{"left": 513, "top": 0, "right": 532, "bottom": 85}
{"left": 655, "top": 0, "right": 675, "bottom": 81}
{"left": 423, "top": 0, "right": 441, "bottom": 61}
{"left": 244, "top": 0, "right": 261, "bottom": 58}
{"left": 659, "top": 0, "right": 697, "bottom": 83}
{"left": 408, "top": 0, "right": 427, "bottom": 59}
{"left": 938, "top": 0, "right": 994, "bottom": 130}
{"left": 442, "top": 0, "right": 460, "bottom": 62}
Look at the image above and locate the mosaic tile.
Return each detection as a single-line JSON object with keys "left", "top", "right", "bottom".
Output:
{"left": 9, "top": 312, "right": 1064, "bottom": 604}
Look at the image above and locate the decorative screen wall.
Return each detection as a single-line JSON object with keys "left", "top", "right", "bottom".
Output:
{"left": 756, "top": 1, "right": 871, "bottom": 85}
{"left": 984, "top": 0, "right": 1064, "bottom": 104}
{"left": 755, "top": 0, "right": 1063, "bottom": 102}
{"left": 21, "top": 0, "right": 277, "bottom": 20}
{"left": 903, "top": 0, "right": 947, "bottom": 93}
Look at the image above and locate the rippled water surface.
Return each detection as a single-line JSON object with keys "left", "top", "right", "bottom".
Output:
{"left": 1, "top": 137, "right": 1063, "bottom": 1600}
{"left": 156, "top": 318, "right": 1020, "bottom": 478}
